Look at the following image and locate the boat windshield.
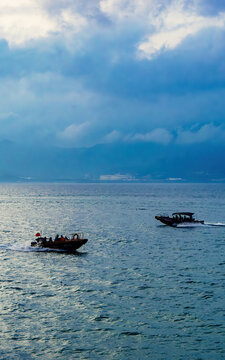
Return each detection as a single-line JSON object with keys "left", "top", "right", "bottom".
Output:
{"left": 172, "top": 213, "right": 194, "bottom": 221}
{"left": 173, "top": 214, "right": 191, "bottom": 218}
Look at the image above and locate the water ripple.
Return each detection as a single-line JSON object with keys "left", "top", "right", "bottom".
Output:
{"left": 0, "top": 183, "right": 224, "bottom": 359}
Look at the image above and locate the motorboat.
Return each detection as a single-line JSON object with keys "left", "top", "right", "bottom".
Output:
{"left": 155, "top": 212, "right": 204, "bottom": 227}
{"left": 31, "top": 233, "right": 88, "bottom": 251}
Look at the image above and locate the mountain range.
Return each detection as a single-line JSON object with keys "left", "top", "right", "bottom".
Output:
{"left": 0, "top": 140, "right": 224, "bottom": 182}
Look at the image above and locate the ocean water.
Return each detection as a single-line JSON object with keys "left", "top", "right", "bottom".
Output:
{"left": 0, "top": 183, "right": 224, "bottom": 360}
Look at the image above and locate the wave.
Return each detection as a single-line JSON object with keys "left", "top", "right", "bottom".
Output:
{"left": 204, "top": 222, "right": 225, "bottom": 227}
{"left": 177, "top": 222, "right": 225, "bottom": 228}
{"left": 4, "top": 243, "right": 64, "bottom": 253}
{"left": 176, "top": 223, "right": 205, "bottom": 228}
{"left": 3, "top": 243, "right": 86, "bottom": 254}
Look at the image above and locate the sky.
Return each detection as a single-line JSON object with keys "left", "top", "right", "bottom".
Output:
{"left": 0, "top": 0, "right": 225, "bottom": 152}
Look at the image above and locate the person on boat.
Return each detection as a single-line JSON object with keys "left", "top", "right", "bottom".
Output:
{"left": 60, "top": 235, "right": 65, "bottom": 241}
{"left": 42, "top": 237, "right": 47, "bottom": 244}
{"left": 55, "top": 234, "right": 59, "bottom": 241}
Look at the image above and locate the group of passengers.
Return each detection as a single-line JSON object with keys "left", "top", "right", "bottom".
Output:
{"left": 54, "top": 234, "right": 69, "bottom": 242}
{"left": 38, "top": 234, "right": 68, "bottom": 244}
{"left": 36, "top": 233, "right": 79, "bottom": 244}
{"left": 173, "top": 215, "right": 192, "bottom": 222}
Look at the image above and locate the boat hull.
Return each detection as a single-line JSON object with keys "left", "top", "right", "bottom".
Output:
{"left": 31, "top": 238, "right": 88, "bottom": 251}
{"left": 155, "top": 216, "right": 177, "bottom": 226}
{"left": 155, "top": 216, "right": 204, "bottom": 227}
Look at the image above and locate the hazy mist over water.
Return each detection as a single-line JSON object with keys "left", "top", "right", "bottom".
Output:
{"left": 0, "top": 183, "right": 224, "bottom": 359}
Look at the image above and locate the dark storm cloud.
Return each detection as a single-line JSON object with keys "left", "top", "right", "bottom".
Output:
{"left": 0, "top": 0, "right": 225, "bottom": 150}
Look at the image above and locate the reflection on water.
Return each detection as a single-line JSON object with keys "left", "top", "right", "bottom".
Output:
{"left": 0, "top": 183, "right": 225, "bottom": 359}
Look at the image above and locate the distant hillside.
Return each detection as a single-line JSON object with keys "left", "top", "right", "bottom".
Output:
{"left": 0, "top": 140, "right": 225, "bottom": 182}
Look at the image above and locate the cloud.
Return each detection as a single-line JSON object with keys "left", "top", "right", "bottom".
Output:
{"left": 0, "top": 1, "right": 57, "bottom": 46}
{"left": 0, "top": 72, "right": 104, "bottom": 145}
{"left": 0, "top": 0, "right": 224, "bottom": 152}
{"left": 0, "top": 0, "right": 224, "bottom": 62}
{"left": 1, "top": 63, "right": 225, "bottom": 148}
{"left": 196, "top": 0, "right": 225, "bottom": 16}
{"left": 99, "top": 0, "right": 161, "bottom": 20}
{"left": 176, "top": 123, "right": 225, "bottom": 144}
{"left": 0, "top": 0, "right": 89, "bottom": 47}
{"left": 102, "top": 130, "right": 122, "bottom": 143}
{"left": 126, "top": 128, "right": 173, "bottom": 145}
{"left": 59, "top": 122, "right": 90, "bottom": 139}
{"left": 138, "top": 1, "right": 225, "bottom": 59}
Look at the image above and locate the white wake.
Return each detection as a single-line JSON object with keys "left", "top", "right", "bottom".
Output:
{"left": 176, "top": 222, "right": 225, "bottom": 228}
{"left": 4, "top": 243, "right": 64, "bottom": 252}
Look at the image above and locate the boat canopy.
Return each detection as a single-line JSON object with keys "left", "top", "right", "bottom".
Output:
{"left": 172, "top": 212, "right": 194, "bottom": 216}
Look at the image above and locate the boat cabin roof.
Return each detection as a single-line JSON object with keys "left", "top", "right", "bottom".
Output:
{"left": 172, "top": 212, "right": 194, "bottom": 216}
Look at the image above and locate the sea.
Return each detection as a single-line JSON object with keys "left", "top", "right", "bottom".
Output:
{"left": 0, "top": 183, "right": 224, "bottom": 360}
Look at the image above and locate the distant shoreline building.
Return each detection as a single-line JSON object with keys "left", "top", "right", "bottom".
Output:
{"left": 100, "top": 174, "right": 135, "bottom": 181}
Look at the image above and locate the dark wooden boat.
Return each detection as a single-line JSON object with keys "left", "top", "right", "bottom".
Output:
{"left": 31, "top": 233, "right": 88, "bottom": 251}
{"left": 155, "top": 212, "right": 204, "bottom": 227}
